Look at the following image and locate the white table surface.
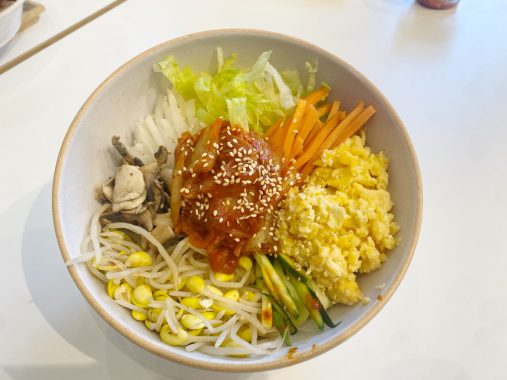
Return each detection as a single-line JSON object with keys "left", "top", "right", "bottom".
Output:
{"left": 1, "top": 0, "right": 506, "bottom": 379}
{"left": 0, "top": 0, "right": 115, "bottom": 66}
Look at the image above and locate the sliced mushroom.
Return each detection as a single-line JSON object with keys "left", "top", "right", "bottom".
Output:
{"left": 154, "top": 212, "right": 172, "bottom": 228}
{"left": 99, "top": 139, "right": 174, "bottom": 235}
{"left": 151, "top": 224, "right": 175, "bottom": 246}
{"left": 101, "top": 177, "right": 114, "bottom": 202}
{"left": 159, "top": 166, "right": 173, "bottom": 190}
{"left": 141, "top": 161, "right": 159, "bottom": 204}
{"left": 154, "top": 146, "right": 169, "bottom": 167}
{"left": 94, "top": 177, "right": 113, "bottom": 203}
{"left": 110, "top": 164, "right": 147, "bottom": 213}
{"left": 112, "top": 136, "right": 144, "bottom": 166}
{"left": 101, "top": 209, "right": 154, "bottom": 231}
{"left": 113, "top": 189, "right": 147, "bottom": 214}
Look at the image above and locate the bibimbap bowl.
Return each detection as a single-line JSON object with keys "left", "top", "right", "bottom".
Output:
{"left": 52, "top": 29, "right": 422, "bottom": 372}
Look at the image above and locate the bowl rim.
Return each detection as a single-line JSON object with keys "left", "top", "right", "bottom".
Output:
{"left": 52, "top": 28, "right": 423, "bottom": 372}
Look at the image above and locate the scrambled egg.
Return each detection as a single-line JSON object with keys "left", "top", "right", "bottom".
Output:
{"left": 277, "top": 133, "right": 399, "bottom": 305}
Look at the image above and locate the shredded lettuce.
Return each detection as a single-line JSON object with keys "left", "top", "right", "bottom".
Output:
{"left": 266, "top": 63, "right": 295, "bottom": 110}
{"left": 281, "top": 70, "right": 303, "bottom": 97}
{"left": 154, "top": 49, "right": 297, "bottom": 132}
{"left": 305, "top": 60, "right": 318, "bottom": 94}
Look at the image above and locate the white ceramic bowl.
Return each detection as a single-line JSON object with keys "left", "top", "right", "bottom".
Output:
{"left": 53, "top": 29, "right": 422, "bottom": 372}
{"left": 0, "top": 0, "right": 24, "bottom": 49}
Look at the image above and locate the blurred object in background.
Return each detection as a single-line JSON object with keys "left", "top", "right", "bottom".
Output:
{"left": 20, "top": 1, "right": 44, "bottom": 32}
{"left": 417, "top": 0, "right": 460, "bottom": 9}
{"left": 0, "top": 0, "right": 44, "bottom": 53}
{"left": 0, "top": 0, "right": 16, "bottom": 11}
{"left": 0, "top": 0, "right": 24, "bottom": 50}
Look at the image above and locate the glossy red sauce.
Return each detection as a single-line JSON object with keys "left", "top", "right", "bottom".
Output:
{"left": 173, "top": 119, "right": 292, "bottom": 273}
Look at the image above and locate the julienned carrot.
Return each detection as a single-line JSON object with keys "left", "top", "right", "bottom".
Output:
{"left": 337, "top": 111, "right": 347, "bottom": 123}
{"left": 305, "top": 86, "right": 330, "bottom": 105}
{"left": 294, "top": 111, "right": 341, "bottom": 169}
{"left": 300, "top": 161, "right": 315, "bottom": 176}
{"left": 327, "top": 101, "right": 340, "bottom": 120}
{"left": 316, "top": 103, "right": 332, "bottom": 118}
{"left": 331, "top": 105, "right": 376, "bottom": 149}
{"left": 305, "top": 119, "right": 323, "bottom": 148}
{"left": 294, "top": 137, "right": 304, "bottom": 156}
{"left": 266, "top": 119, "right": 283, "bottom": 138}
{"left": 283, "top": 99, "right": 307, "bottom": 160}
{"left": 303, "top": 102, "right": 366, "bottom": 171}
{"left": 289, "top": 136, "right": 304, "bottom": 160}
{"left": 270, "top": 120, "right": 286, "bottom": 150}
{"left": 294, "top": 105, "right": 318, "bottom": 144}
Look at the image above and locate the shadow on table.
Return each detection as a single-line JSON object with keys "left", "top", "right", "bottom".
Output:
{"left": 8, "top": 183, "right": 262, "bottom": 380}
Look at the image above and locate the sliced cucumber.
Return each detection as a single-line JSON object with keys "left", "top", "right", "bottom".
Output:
{"left": 261, "top": 285, "right": 273, "bottom": 329}
{"left": 272, "top": 309, "right": 292, "bottom": 346}
{"left": 254, "top": 253, "right": 299, "bottom": 320}
{"left": 273, "top": 259, "right": 310, "bottom": 327}
{"left": 289, "top": 275, "right": 324, "bottom": 330}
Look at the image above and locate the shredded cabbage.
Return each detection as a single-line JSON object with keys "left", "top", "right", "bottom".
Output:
{"left": 281, "top": 70, "right": 303, "bottom": 97}
{"left": 305, "top": 60, "right": 318, "bottom": 94}
{"left": 154, "top": 49, "right": 298, "bottom": 132}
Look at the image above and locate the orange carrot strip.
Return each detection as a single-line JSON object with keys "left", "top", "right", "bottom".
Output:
{"left": 304, "top": 102, "right": 366, "bottom": 169}
{"left": 331, "top": 105, "right": 376, "bottom": 149}
{"left": 266, "top": 118, "right": 283, "bottom": 138}
{"left": 327, "top": 101, "right": 340, "bottom": 120}
{"left": 300, "top": 161, "right": 315, "bottom": 177}
{"left": 316, "top": 103, "right": 332, "bottom": 118}
{"left": 271, "top": 114, "right": 292, "bottom": 150}
{"left": 337, "top": 111, "right": 347, "bottom": 122}
{"left": 289, "top": 136, "right": 305, "bottom": 160}
{"left": 292, "top": 105, "right": 318, "bottom": 147}
{"left": 305, "top": 119, "right": 323, "bottom": 148}
{"left": 305, "top": 86, "right": 330, "bottom": 105}
{"left": 269, "top": 119, "right": 286, "bottom": 149}
{"left": 294, "top": 111, "right": 341, "bottom": 169}
{"left": 283, "top": 99, "right": 307, "bottom": 160}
